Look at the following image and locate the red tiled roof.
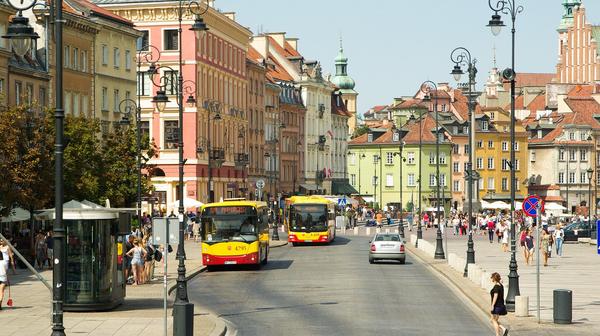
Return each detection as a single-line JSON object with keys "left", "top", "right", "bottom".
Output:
{"left": 331, "top": 95, "right": 351, "bottom": 117}
{"left": 563, "top": 97, "right": 600, "bottom": 130}
{"left": 451, "top": 90, "right": 481, "bottom": 121}
{"left": 267, "top": 55, "right": 293, "bottom": 81}
{"left": 371, "top": 105, "right": 388, "bottom": 113}
{"left": 247, "top": 45, "right": 262, "bottom": 63}
{"left": 396, "top": 99, "right": 427, "bottom": 110}
{"left": 503, "top": 73, "right": 555, "bottom": 89}
{"left": 402, "top": 114, "right": 437, "bottom": 145}
{"left": 68, "top": 0, "right": 132, "bottom": 25}
{"left": 284, "top": 41, "right": 301, "bottom": 57}
{"left": 529, "top": 125, "right": 563, "bottom": 143}
{"left": 567, "top": 84, "right": 600, "bottom": 97}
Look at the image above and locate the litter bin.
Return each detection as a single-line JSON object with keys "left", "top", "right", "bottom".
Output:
{"left": 553, "top": 289, "right": 572, "bottom": 324}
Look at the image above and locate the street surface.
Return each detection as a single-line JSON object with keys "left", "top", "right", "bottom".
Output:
{"left": 189, "top": 234, "right": 490, "bottom": 336}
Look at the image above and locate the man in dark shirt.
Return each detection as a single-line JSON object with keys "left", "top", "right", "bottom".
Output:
{"left": 124, "top": 235, "right": 135, "bottom": 284}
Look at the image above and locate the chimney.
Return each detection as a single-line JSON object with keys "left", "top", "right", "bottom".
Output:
{"left": 266, "top": 32, "right": 286, "bottom": 47}
{"left": 286, "top": 37, "right": 298, "bottom": 50}
{"left": 250, "top": 35, "right": 269, "bottom": 58}
{"left": 223, "top": 12, "right": 236, "bottom": 21}
{"left": 207, "top": 0, "right": 215, "bottom": 8}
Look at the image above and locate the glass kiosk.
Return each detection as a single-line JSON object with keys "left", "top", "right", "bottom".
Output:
{"left": 39, "top": 202, "right": 131, "bottom": 311}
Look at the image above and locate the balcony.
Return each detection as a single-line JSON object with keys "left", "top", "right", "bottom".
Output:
{"left": 235, "top": 153, "right": 249, "bottom": 169}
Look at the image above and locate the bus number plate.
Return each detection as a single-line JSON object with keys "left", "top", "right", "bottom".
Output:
{"left": 224, "top": 261, "right": 237, "bottom": 265}
{"left": 304, "top": 240, "right": 312, "bottom": 243}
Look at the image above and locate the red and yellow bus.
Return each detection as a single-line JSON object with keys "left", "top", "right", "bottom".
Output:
{"left": 200, "top": 200, "right": 269, "bottom": 267}
{"left": 285, "top": 195, "right": 336, "bottom": 245}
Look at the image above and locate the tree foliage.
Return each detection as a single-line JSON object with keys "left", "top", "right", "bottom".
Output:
{"left": 351, "top": 125, "right": 370, "bottom": 139}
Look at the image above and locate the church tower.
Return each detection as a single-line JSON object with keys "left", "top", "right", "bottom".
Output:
{"left": 331, "top": 38, "right": 358, "bottom": 135}
{"left": 557, "top": 0, "right": 582, "bottom": 55}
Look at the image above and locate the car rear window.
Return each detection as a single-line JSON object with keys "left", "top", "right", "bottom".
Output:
{"left": 375, "top": 235, "right": 400, "bottom": 241}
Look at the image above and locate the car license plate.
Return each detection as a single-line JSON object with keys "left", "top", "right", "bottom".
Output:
{"left": 224, "top": 261, "right": 237, "bottom": 265}
{"left": 381, "top": 244, "right": 394, "bottom": 248}
{"left": 304, "top": 240, "right": 312, "bottom": 243}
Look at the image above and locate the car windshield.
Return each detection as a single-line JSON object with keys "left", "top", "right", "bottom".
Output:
{"left": 201, "top": 215, "right": 258, "bottom": 243}
{"left": 290, "top": 204, "right": 328, "bottom": 232}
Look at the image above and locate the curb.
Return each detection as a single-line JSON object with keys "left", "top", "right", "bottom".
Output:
{"left": 207, "top": 313, "right": 230, "bottom": 336}
{"left": 168, "top": 265, "right": 207, "bottom": 295}
{"left": 269, "top": 241, "right": 288, "bottom": 248}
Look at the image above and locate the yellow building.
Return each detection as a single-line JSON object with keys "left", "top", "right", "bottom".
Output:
{"left": 475, "top": 107, "right": 529, "bottom": 202}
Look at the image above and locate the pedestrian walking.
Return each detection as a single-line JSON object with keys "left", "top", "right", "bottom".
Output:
{"left": 489, "top": 272, "right": 509, "bottom": 336}
{"left": 487, "top": 219, "right": 495, "bottom": 243}
{"left": 519, "top": 228, "right": 527, "bottom": 261}
{"left": 541, "top": 228, "right": 550, "bottom": 267}
{"left": 376, "top": 211, "right": 383, "bottom": 229}
{"left": 0, "top": 250, "right": 8, "bottom": 310}
{"left": 125, "top": 238, "right": 147, "bottom": 285}
{"left": 0, "top": 239, "right": 16, "bottom": 275}
{"left": 34, "top": 232, "right": 47, "bottom": 270}
{"left": 501, "top": 222, "right": 509, "bottom": 252}
{"left": 423, "top": 213, "right": 430, "bottom": 229}
{"left": 524, "top": 229, "right": 534, "bottom": 265}
{"left": 553, "top": 224, "right": 564, "bottom": 256}
{"left": 143, "top": 238, "right": 155, "bottom": 282}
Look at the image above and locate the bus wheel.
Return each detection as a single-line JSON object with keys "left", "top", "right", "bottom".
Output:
{"left": 292, "top": 242, "right": 298, "bottom": 247}
{"left": 261, "top": 247, "right": 269, "bottom": 265}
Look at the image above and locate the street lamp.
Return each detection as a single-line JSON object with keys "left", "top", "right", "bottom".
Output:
{"left": 393, "top": 138, "right": 406, "bottom": 239}
{"left": 373, "top": 154, "right": 379, "bottom": 209}
{"left": 421, "top": 81, "right": 445, "bottom": 259}
{"left": 3, "top": 0, "right": 65, "bottom": 334}
{"left": 487, "top": 0, "right": 524, "bottom": 312}
{"left": 450, "top": 46, "right": 477, "bottom": 276}
{"left": 348, "top": 151, "right": 366, "bottom": 195}
{"left": 293, "top": 140, "right": 302, "bottom": 195}
{"left": 416, "top": 109, "right": 423, "bottom": 247}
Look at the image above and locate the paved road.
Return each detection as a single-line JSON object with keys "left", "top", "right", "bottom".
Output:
{"left": 188, "top": 235, "right": 491, "bottom": 336}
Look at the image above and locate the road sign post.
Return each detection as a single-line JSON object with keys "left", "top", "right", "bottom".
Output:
{"left": 522, "top": 195, "right": 544, "bottom": 218}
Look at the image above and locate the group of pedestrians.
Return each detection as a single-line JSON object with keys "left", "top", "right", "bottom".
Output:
{"left": 123, "top": 233, "right": 162, "bottom": 286}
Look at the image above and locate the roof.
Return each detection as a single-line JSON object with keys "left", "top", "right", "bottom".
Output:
{"left": 71, "top": 0, "right": 132, "bottom": 25}
{"left": 567, "top": 84, "right": 600, "bottom": 97}
{"left": 503, "top": 73, "right": 555, "bottom": 89}
{"left": 402, "top": 114, "right": 438, "bottom": 145}
{"left": 563, "top": 97, "right": 600, "bottom": 129}
{"left": 331, "top": 95, "right": 351, "bottom": 117}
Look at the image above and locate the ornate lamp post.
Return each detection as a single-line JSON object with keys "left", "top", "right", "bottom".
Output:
{"left": 588, "top": 168, "right": 593, "bottom": 221}
{"left": 416, "top": 110, "right": 423, "bottom": 247}
{"left": 3, "top": 0, "right": 63, "bottom": 334}
{"left": 487, "top": 0, "right": 524, "bottom": 311}
{"left": 421, "top": 81, "right": 445, "bottom": 259}
{"left": 148, "top": 2, "right": 208, "bottom": 333}
{"left": 393, "top": 138, "right": 406, "bottom": 239}
{"left": 450, "top": 46, "right": 478, "bottom": 276}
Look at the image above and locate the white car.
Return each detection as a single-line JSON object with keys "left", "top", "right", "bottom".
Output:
{"left": 369, "top": 233, "right": 406, "bottom": 264}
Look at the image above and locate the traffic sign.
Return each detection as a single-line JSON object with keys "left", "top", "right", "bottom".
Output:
{"left": 256, "top": 179, "right": 265, "bottom": 189}
{"left": 522, "top": 195, "right": 544, "bottom": 218}
{"left": 338, "top": 196, "right": 347, "bottom": 207}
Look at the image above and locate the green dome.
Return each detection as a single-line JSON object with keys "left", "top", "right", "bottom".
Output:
{"left": 332, "top": 38, "right": 355, "bottom": 91}
{"left": 332, "top": 74, "right": 356, "bottom": 90}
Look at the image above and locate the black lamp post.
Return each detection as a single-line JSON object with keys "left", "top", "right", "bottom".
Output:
{"left": 3, "top": 1, "right": 63, "bottom": 335}
{"left": 487, "top": 0, "right": 523, "bottom": 311}
{"left": 421, "top": 81, "right": 445, "bottom": 259}
{"left": 588, "top": 168, "right": 593, "bottom": 221}
{"left": 394, "top": 139, "right": 406, "bottom": 239}
{"left": 148, "top": 2, "right": 208, "bottom": 333}
{"left": 373, "top": 154, "right": 379, "bottom": 209}
{"left": 450, "top": 46, "right": 478, "bottom": 276}
{"left": 416, "top": 109, "right": 423, "bottom": 247}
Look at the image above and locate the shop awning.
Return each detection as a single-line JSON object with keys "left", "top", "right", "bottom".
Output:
{"left": 299, "top": 184, "right": 319, "bottom": 191}
{"left": 331, "top": 180, "right": 359, "bottom": 195}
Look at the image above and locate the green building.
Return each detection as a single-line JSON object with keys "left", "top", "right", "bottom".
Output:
{"left": 348, "top": 112, "right": 452, "bottom": 213}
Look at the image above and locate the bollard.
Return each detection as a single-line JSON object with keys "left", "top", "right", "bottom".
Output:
{"left": 515, "top": 296, "right": 529, "bottom": 317}
{"left": 553, "top": 289, "right": 572, "bottom": 324}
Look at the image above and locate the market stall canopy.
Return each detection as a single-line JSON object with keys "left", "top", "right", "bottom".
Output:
{"left": 545, "top": 202, "right": 566, "bottom": 211}
{"left": 424, "top": 207, "right": 444, "bottom": 212}
{"left": 481, "top": 200, "right": 494, "bottom": 209}
{"left": 491, "top": 201, "right": 510, "bottom": 210}
{"left": 0, "top": 207, "right": 31, "bottom": 222}
{"left": 36, "top": 200, "right": 134, "bottom": 220}
{"left": 173, "top": 198, "right": 204, "bottom": 209}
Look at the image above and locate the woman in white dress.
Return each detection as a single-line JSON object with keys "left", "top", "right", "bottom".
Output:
{"left": 501, "top": 220, "right": 510, "bottom": 252}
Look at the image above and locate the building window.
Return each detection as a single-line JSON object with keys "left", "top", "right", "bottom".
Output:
{"left": 502, "top": 178, "right": 508, "bottom": 191}
{"left": 476, "top": 157, "right": 483, "bottom": 170}
{"left": 373, "top": 155, "right": 379, "bottom": 164}
{"left": 568, "top": 172, "right": 575, "bottom": 184}
{"left": 502, "top": 141, "right": 508, "bottom": 151}
{"left": 113, "top": 48, "right": 120, "bottom": 68}
{"left": 581, "top": 149, "right": 587, "bottom": 161}
{"left": 367, "top": 133, "right": 373, "bottom": 142}
{"left": 393, "top": 132, "right": 400, "bottom": 142}
{"left": 453, "top": 180, "right": 460, "bottom": 192}
{"left": 39, "top": 87, "right": 46, "bottom": 107}
{"left": 570, "top": 149, "right": 576, "bottom": 162}
{"left": 64, "top": 91, "right": 71, "bottom": 115}
{"left": 72, "top": 47, "right": 78, "bottom": 70}
{"left": 140, "top": 120, "right": 150, "bottom": 144}
{"left": 490, "top": 112, "right": 495, "bottom": 120}
{"left": 408, "top": 174, "right": 415, "bottom": 186}
{"left": 487, "top": 157, "right": 494, "bottom": 170}
{"left": 164, "top": 29, "right": 179, "bottom": 51}
{"left": 479, "top": 179, "right": 485, "bottom": 190}
{"left": 164, "top": 120, "right": 179, "bottom": 149}
{"left": 349, "top": 153, "right": 356, "bottom": 165}
{"left": 463, "top": 126, "right": 469, "bottom": 134}
{"left": 580, "top": 172, "right": 587, "bottom": 183}
{"left": 82, "top": 95, "right": 89, "bottom": 115}
{"left": 137, "top": 31, "right": 149, "bottom": 51}
{"left": 453, "top": 162, "right": 460, "bottom": 173}
{"left": 513, "top": 142, "right": 519, "bottom": 151}
{"left": 488, "top": 177, "right": 495, "bottom": 190}
{"left": 64, "top": 45, "right": 70, "bottom": 68}
{"left": 453, "top": 144, "right": 459, "bottom": 154}
{"left": 113, "top": 89, "right": 119, "bottom": 112}
{"left": 350, "top": 174, "right": 356, "bottom": 186}
{"left": 25, "top": 83, "right": 33, "bottom": 105}
{"left": 597, "top": 171, "right": 600, "bottom": 186}
{"left": 482, "top": 120, "right": 489, "bottom": 131}
{"left": 137, "top": 71, "right": 151, "bottom": 96}
{"left": 559, "top": 148, "right": 565, "bottom": 161}
{"left": 102, "top": 45, "right": 108, "bottom": 65}
{"left": 464, "top": 144, "right": 470, "bottom": 155}
{"left": 477, "top": 140, "right": 483, "bottom": 148}
{"left": 15, "top": 81, "right": 22, "bottom": 105}
{"left": 429, "top": 174, "right": 436, "bottom": 187}
{"left": 429, "top": 152, "right": 436, "bottom": 164}
{"left": 101, "top": 87, "right": 108, "bottom": 111}
{"left": 488, "top": 140, "right": 494, "bottom": 148}
{"left": 125, "top": 50, "right": 131, "bottom": 70}
{"left": 386, "top": 174, "right": 394, "bottom": 187}
{"left": 386, "top": 152, "right": 393, "bottom": 165}
{"left": 530, "top": 150, "right": 536, "bottom": 162}
{"left": 502, "top": 159, "right": 510, "bottom": 171}
{"left": 73, "top": 93, "right": 80, "bottom": 116}
{"left": 407, "top": 152, "right": 415, "bottom": 164}
{"left": 440, "top": 173, "right": 446, "bottom": 187}
{"left": 569, "top": 132, "right": 575, "bottom": 140}
{"left": 464, "top": 162, "right": 469, "bottom": 173}
{"left": 515, "top": 159, "right": 520, "bottom": 170}
{"left": 439, "top": 153, "right": 447, "bottom": 164}
{"left": 81, "top": 51, "right": 87, "bottom": 72}
{"left": 164, "top": 70, "right": 178, "bottom": 95}
{"left": 558, "top": 172, "right": 565, "bottom": 184}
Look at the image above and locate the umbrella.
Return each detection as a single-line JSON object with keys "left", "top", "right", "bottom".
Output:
{"left": 491, "top": 201, "right": 510, "bottom": 210}
{"left": 545, "top": 202, "right": 566, "bottom": 211}
{"left": 1, "top": 207, "right": 31, "bottom": 223}
{"left": 173, "top": 198, "right": 204, "bottom": 209}
{"left": 481, "top": 200, "right": 494, "bottom": 209}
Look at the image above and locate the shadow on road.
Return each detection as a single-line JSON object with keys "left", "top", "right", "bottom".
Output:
{"left": 207, "top": 259, "right": 294, "bottom": 272}
{"left": 291, "top": 236, "right": 352, "bottom": 247}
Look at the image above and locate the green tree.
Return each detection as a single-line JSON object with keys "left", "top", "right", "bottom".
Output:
{"left": 351, "top": 125, "right": 370, "bottom": 139}
{"left": 0, "top": 106, "right": 54, "bottom": 216}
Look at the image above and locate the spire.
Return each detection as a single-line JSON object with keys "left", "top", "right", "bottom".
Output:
{"left": 558, "top": 0, "right": 582, "bottom": 32}
{"left": 492, "top": 44, "right": 497, "bottom": 69}
{"left": 331, "top": 36, "right": 355, "bottom": 92}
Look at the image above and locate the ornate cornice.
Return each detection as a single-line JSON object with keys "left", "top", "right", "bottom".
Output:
{"left": 114, "top": 8, "right": 193, "bottom": 22}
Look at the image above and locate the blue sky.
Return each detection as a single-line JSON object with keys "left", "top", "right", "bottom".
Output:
{"left": 218, "top": 0, "right": 600, "bottom": 114}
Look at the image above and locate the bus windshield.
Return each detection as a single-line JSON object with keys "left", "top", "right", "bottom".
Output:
{"left": 201, "top": 206, "right": 259, "bottom": 243}
{"left": 290, "top": 204, "right": 328, "bottom": 232}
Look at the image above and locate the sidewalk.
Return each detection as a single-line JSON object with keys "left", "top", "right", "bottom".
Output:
{"left": 412, "top": 229, "right": 600, "bottom": 336}
{"left": 0, "top": 238, "right": 287, "bottom": 336}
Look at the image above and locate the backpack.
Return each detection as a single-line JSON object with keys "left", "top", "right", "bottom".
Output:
{"left": 154, "top": 249, "right": 163, "bottom": 262}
